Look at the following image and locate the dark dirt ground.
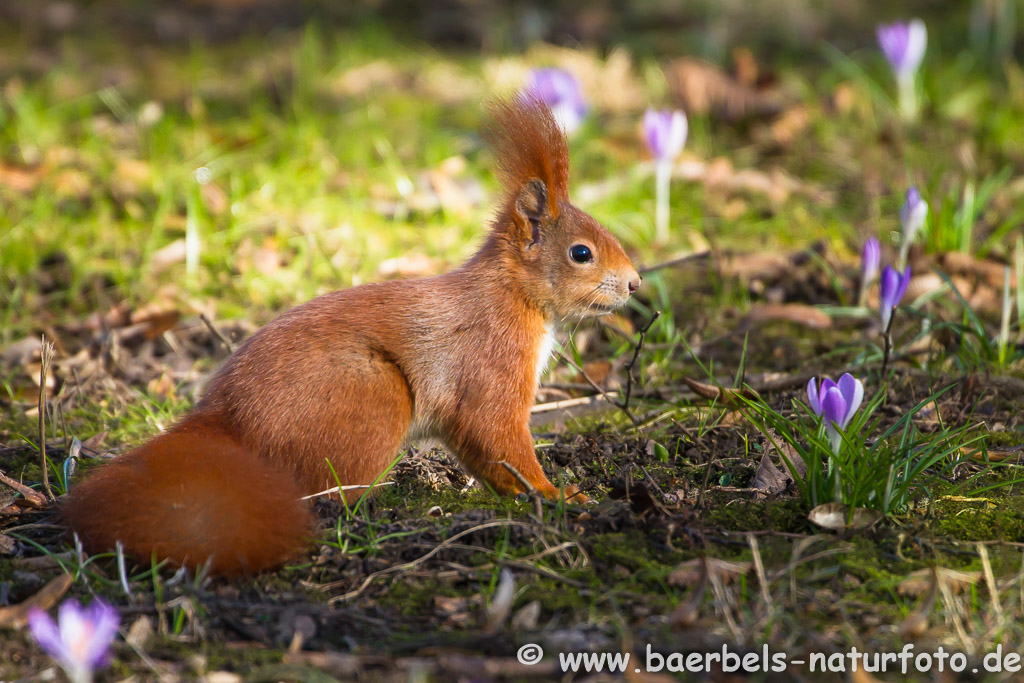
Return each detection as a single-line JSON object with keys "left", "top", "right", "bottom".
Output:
{"left": 4, "top": 249, "right": 1024, "bottom": 681}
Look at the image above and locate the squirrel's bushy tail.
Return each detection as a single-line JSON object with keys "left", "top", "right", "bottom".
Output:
{"left": 62, "top": 417, "right": 314, "bottom": 576}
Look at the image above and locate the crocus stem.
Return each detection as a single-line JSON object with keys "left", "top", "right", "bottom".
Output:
{"left": 998, "top": 265, "right": 1011, "bottom": 367}
{"left": 70, "top": 666, "right": 93, "bottom": 683}
{"left": 857, "top": 277, "right": 871, "bottom": 308}
{"left": 654, "top": 160, "right": 672, "bottom": 244}
{"left": 833, "top": 463, "right": 841, "bottom": 501}
{"left": 880, "top": 328, "right": 892, "bottom": 380}
{"left": 897, "top": 72, "right": 918, "bottom": 121}
{"left": 897, "top": 240, "right": 910, "bottom": 271}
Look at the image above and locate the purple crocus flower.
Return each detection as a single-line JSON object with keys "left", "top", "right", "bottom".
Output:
{"left": 643, "top": 107, "right": 688, "bottom": 244}
{"left": 807, "top": 373, "right": 865, "bottom": 453}
{"left": 879, "top": 265, "right": 911, "bottom": 330}
{"left": 877, "top": 19, "right": 927, "bottom": 119}
{"left": 28, "top": 599, "right": 119, "bottom": 683}
{"left": 861, "top": 237, "right": 881, "bottom": 285}
{"left": 900, "top": 187, "right": 928, "bottom": 248}
{"left": 877, "top": 19, "right": 927, "bottom": 81}
{"left": 525, "top": 68, "right": 588, "bottom": 135}
{"left": 643, "top": 108, "right": 688, "bottom": 162}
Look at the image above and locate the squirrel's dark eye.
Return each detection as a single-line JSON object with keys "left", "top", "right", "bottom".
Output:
{"left": 569, "top": 244, "right": 593, "bottom": 263}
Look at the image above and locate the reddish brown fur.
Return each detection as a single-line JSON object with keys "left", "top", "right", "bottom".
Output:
{"left": 62, "top": 418, "right": 313, "bottom": 577}
{"left": 63, "top": 99, "right": 641, "bottom": 576}
{"left": 487, "top": 96, "right": 569, "bottom": 218}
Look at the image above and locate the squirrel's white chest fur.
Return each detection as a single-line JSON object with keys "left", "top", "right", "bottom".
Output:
{"left": 534, "top": 324, "right": 556, "bottom": 386}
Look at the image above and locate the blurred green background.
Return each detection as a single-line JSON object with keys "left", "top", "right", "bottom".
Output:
{"left": 1, "top": 0, "right": 1022, "bottom": 340}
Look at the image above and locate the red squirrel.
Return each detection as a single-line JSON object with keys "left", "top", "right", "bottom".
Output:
{"left": 62, "top": 98, "right": 641, "bottom": 576}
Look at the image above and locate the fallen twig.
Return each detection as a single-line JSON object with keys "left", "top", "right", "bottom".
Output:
{"left": 199, "top": 312, "right": 236, "bottom": 353}
{"left": 530, "top": 394, "right": 609, "bottom": 413}
{"left": 324, "top": 519, "right": 540, "bottom": 602}
{"left": 500, "top": 462, "right": 543, "bottom": 518}
{"left": 0, "top": 470, "right": 47, "bottom": 508}
{"left": 619, "top": 311, "right": 662, "bottom": 425}
{"left": 300, "top": 482, "right": 395, "bottom": 500}
{"left": 38, "top": 337, "right": 55, "bottom": 501}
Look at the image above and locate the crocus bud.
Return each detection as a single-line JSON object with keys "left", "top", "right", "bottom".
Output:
{"left": 900, "top": 187, "right": 928, "bottom": 246}
{"left": 877, "top": 19, "right": 927, "bottom": 82}
{"left": 880, "top": 265, "right": 911, "bottom": 330}
{"left": 861, "top": 237, "right": 881, "bottom": 285}
{"left": 525, "top": 68, "right": 588, "bottom": 135}
{"left": 643, "top": 108, "right": 688, "bottom": 162}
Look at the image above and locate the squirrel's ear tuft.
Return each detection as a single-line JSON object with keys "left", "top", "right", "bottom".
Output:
{"left": 486, "top": 96, "right": 569, "bottom": 219}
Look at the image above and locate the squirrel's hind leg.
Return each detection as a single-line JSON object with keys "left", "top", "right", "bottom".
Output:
{"left": 314, "top": 358, "right": 414, "bottom": 503}
{"left": 244, "top": 353, "right": 415, "bottom": 502}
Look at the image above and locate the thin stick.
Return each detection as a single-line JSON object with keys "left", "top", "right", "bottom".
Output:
{"left": 326, "top": 520, "right": 532, "bottom": 602}
{"left": 0, "top": 470, "right": 47, "bottom": 507}
{"left": 639, "top": 251, "right": 711, "bottom": 276}
{"left": 620, "top": 311, "right": 662, "bottom": 424}
{"left": 38, "top": 337, "right": 55, "bottom": 501}
{"left": 300, "top": 482, "right": 394, "bottom": 500}
{"left": 500, "top": 462, "right": 543, "bottom": 518}
{"left": 531, "top": 394, "right": 608, "bottom": 413}
{"left": 199, "top": 312, "right": 236, "bottom": 353}
{"left": 555, "top": 351, "right": 630, "bottom": 423}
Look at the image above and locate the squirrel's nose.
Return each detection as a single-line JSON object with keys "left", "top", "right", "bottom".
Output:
{"left": 628, "top": 277, "right": 641, "bottom": 294}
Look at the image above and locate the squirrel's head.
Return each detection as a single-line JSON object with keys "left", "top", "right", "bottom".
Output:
{"left": 486, "top": 97, "right": 641, "bottom": 320}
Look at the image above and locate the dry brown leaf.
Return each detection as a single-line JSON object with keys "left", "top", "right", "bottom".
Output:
{"left": 0, "top": 470, "right": 47, "bottom": 508}
{"left": 510, "top": 600, "right": 540, "bottom": 631}
{"left": 732, "top": 46, "right": 758, "bottom": 86}
{"left": 903, "top": 272, "right": 945, "bottom": 301}
{"left": 808, "top": 503, "right": 881, "bottom": 531}
{"left": 0, "top": 572, "right": 73, "bottom": 629}
{"left": 329, "top": 60, "right": 409, "bottom": 98}
{"left": 665, "top": 57, "right": 783, "bottom": 122}
{"left": 201, "top": 182, "right": 229, "bottom": 216}
{"left": 53, "top": 169, "right": 91, "bottom": 200}
{"left": 12, "top": 552, "right": 73, "bottom": 571}
{"left": 252, "top": 239, "right": 282, "bottom": 277}
{"left": 113, "top": 158, "right": 152, "bottom": 196}
{"left": 681, "top": 377, "right": 755, "bottom": 406}
{"left": 719, "top": 251, "right": 791, "bottom": 280}
{"left": 747, "top": 303, "right": 832, "bottom": 330}
{"left": 964, "top": 446, "right": 1024, "bottom": 463}
{"left": 899, "top": 567, "right": 982, "bottom": 596}
{"left": 130, "top": 306, "right": 181, "bottom": 340}
{"left": 940, "top": 252, "right": 1016, "bottom": 288}
{"left": 433, "top": 595, "right": 471, "bottom": 615}
{"left": 577, "top": 360, "right": 614, "bottom": 387}
{"left": 150, "top": 239, "right": 187, "bottom": 271}
{"left": 125, "top": 615, "right": 154, "bottom": 649}
{"left": 832, "top": 82, "right": 862, "bottom": 116}
{"left": 378, "top": 254, "right": 440, "bottom": 278}
{"left": 0, "top": 533, "right": 15, "bottom": 555}
{"left": 81, "top": 430, "right": 108, "bottom": 453}
{"left": 768, "top": 106, "right": 811, "bottom": 146}
{"left": 668, "top": 557, "right": 751, "bottom": 587}
{"left": 147, "top": 373, "right": 176, "bottom": 399}
{"left": 0, "top": 161, "right": 46, "bottom": 193}
{"left": 752, "top": 450, "right": 790, "bottom": 496}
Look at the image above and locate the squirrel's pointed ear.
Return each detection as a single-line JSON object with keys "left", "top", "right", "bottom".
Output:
{"left": 514, "top": 178, "right": 549, "bottom": 246}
